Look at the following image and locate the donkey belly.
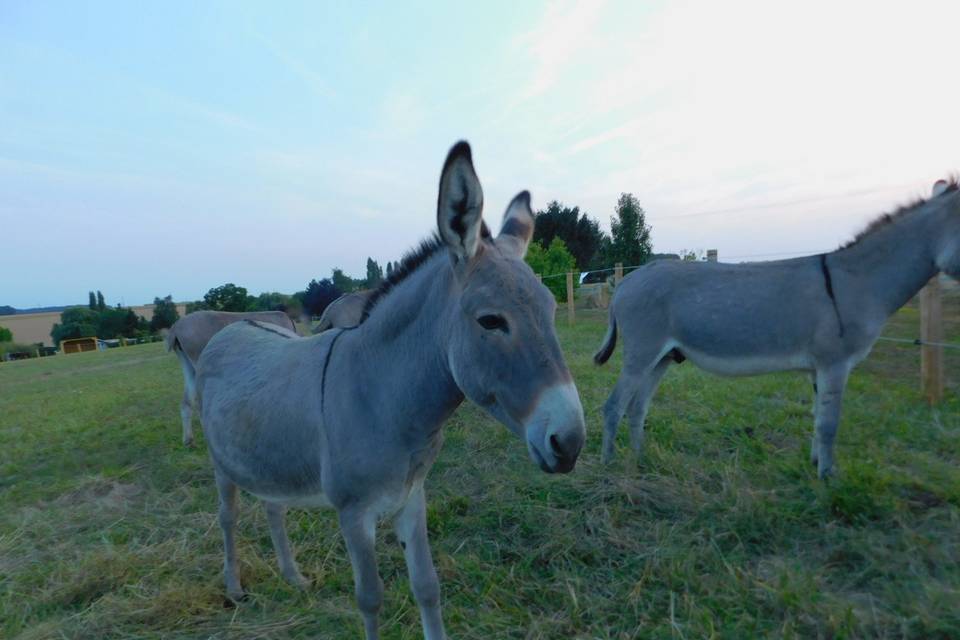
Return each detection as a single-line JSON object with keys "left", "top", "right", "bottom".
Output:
{"left": 204, "top": 406, "right": 328, "bottom": 505}
{"left": 678, "top": 343, "right": 813, "bottom": 376}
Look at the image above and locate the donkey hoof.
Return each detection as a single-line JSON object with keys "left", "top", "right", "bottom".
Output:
{"left": 183, "top": 436, "right": 194, "bottom": 447}
{"left": 226, "top": 589, "right": 248, "bottom": 604}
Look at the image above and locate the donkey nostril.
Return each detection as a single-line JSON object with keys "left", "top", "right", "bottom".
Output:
{"left": 549, "top": 434, "right": 566, "bottom": 460}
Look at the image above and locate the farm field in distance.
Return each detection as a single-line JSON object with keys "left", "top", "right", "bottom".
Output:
{"left": 1, "top": 309, "right": 958, "bottom": 639}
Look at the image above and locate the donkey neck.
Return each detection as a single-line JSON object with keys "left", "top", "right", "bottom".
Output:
{"left": 831, "top": 207, "right": 939, "bottom": 316}
{"left": 334, "top": 250, "right": 463, "bottom": 436}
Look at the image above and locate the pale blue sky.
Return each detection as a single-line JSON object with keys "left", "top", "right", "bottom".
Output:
{"left": 2, "top": 0, "right": 958, "bottom": 308}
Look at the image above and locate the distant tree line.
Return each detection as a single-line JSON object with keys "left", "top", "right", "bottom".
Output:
{"left": 182, "top": 255, "right": 395, "bottom": 321}
{"left": 26, "top": 194, "right": 656, "bottom": 349}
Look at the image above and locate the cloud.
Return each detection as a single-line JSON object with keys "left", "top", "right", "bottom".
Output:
{"left": 513, "top": 0, "right": 606, "bottom": 102}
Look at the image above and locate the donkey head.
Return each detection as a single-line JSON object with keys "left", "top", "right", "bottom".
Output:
{"left": 436, "top": 141, "right": 585, "bottom": 473}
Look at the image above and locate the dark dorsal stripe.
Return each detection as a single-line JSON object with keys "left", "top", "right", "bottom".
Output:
{"left": 820, "top": 254, "right": 844, "bottom": 337}
{"left": 244, "top": 319, "right": 295, "bottom": 339}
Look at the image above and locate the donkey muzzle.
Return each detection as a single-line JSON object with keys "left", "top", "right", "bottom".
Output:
{"left": 524, "top": 382, "right": 586, "bottom": 474}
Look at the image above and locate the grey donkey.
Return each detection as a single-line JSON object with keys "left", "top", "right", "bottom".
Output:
{"left": 595, "top": 179, "right": 960, "bottom": 478}
{"left": 195, "top": 141, "right": 586, "bottom": 639}
{"left": 166, "top": 310, "right": 297, "bottom": 446}
{"left": 312, "top": 290, "right": 371, "bottom": 333}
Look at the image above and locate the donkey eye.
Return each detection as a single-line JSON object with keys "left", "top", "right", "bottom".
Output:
{"left": 477, "top": 314, "right": 508, "bottom": 332}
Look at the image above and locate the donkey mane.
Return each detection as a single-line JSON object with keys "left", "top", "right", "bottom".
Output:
{"left": 840, "top": 176, "right": 959, "bottom": 249}
{"left": 361, "top": 223, "right": 492, "bottom": 321}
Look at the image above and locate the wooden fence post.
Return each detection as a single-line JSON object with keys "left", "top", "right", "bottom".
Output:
{"left": 566, "top": 272, "right": 575, "bottom": 324}
{"left": 920, "top": 276, "right": 944, "bottom": 404}
{"left": 707, "top": 249, "right": 718, "bottom": 262}
{"left": 614, "top": 263, "right": 623, "bottom": 286}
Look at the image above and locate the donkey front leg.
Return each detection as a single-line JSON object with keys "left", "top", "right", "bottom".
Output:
{"left": 215, "top": 471, "right": 245, "bottom": 601}
{"left": 394, "top": 485, "right": 445, "bottom": 640}
{"left": 812, "top": 365, "right": 850, "bottom": 479}
{"left": 340, "top": 509, "right": 384, "bottom": 640}
{"left": 263, "top": 501, "right": 310, "bottom": 589}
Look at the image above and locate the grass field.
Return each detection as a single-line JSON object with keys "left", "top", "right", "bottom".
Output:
{"left": 1, "top": 310, "right": 959, "bottom": 639}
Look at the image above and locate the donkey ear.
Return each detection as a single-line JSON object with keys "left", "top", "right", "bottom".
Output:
{"left": 498, "top": 191, "right": 535, "bottom": 258}
{"left": 933, "top": 179, "right": 949, "bottom": 197}
{"left": 437, "top": 141, "right": 484, "bottom": 262}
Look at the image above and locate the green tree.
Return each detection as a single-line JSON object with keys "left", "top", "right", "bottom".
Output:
{"left": 150, "top": 295, "right": 180, "bottom": 331}
{"left": 365, "top": 258, "right": 384, "bottom": 289}
{"left": 0, "top": 326, "right": 12, "bottom": 342}
{"left": 332, "top": 268, "right": 363, "bottom": 293}
{"left": 524, "top": 237, "right": 579, "bottom": 302}
{"left": 185, "top": 300, "right": 207, "bottom": 314}
{"left": 88, "top": 291, "right": 97, "bottom": 310}
{"left": 533, "top": 201, "right": 607, "bottom": 270}
{"left": 51, "top": 307, "right": 100, "bottom": 346}
{"left": 607, "top": 193, "right": 652, "bottom": 268}
{"left": 301, "top": 279, "right": 342, "bottom": 317}
{"left": 253, "top": 292, "right": 292, "bottom": 312}
{"left": 202, "top": 283, "right": 251, "bottom": 312}
{"left": 96, "top": 290, "right": 105, "bottom": 311}
{"left": 98, "top": 307, "right": 143, "bottom": 339}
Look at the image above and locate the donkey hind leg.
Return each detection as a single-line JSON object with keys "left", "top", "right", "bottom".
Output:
{"left": 263, "top": 501, "right": 310, "bottom": 589}
{"left": 175, "top": 350, "right": 196, "bottom": 446}
{"left": 601, "top": 374, "right": 639, "bottom": 464}
{"left": 601, "top": 346, "right": 667, "bottom": 464}
{"left": 394, "top": 485, "right": 445, "bottom": 640}
{"left": 180, "top": 386, "right": 194, "bottom": 447}
{"left": 812, "top": 365, "right": 850, "bottom": 479}
{"left": 626, "top": 357, "right": 672, "bottom": 456}
{"left": 340, "top": 508, "right": 383, "bottom": 640}
{"left": 215, "top": 472, "right": 245, "bottom": 601}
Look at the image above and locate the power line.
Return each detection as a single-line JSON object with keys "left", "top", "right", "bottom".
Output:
{"left": 647, "top": 181, "right": 920, "bottom": 223}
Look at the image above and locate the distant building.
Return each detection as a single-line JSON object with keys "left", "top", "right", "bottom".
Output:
{"left": 60, "top": 337, "right": 108, "bottom": 354}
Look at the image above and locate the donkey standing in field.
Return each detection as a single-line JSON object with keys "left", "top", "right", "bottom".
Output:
{"left": 312, "top": 290, "right": 371, "bottom": 333}
{"left": 195, "top": 142, "right": 586, "bottom": 639}
{"left": 166, "top": 310, "right": 298, "bottom": 446}
{"left": 595, "top": 180, "right": 960, "bottom": 477}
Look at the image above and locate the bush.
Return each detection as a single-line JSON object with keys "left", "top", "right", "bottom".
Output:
{"left": 524, "top": 237, "right": 579, "bottom": 302}
{"left": 0, "top": 342, "right": 39, "bottom": 360}
{"left": 0, "top": 326, "right": 11, "bottom": 342}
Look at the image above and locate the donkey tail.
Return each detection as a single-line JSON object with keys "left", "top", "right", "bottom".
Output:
{"left": 163, "top": 326, "right": 178, "bottom": 352}
{"left": 594, "top": 312, "right": 618, "bottom": 365}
